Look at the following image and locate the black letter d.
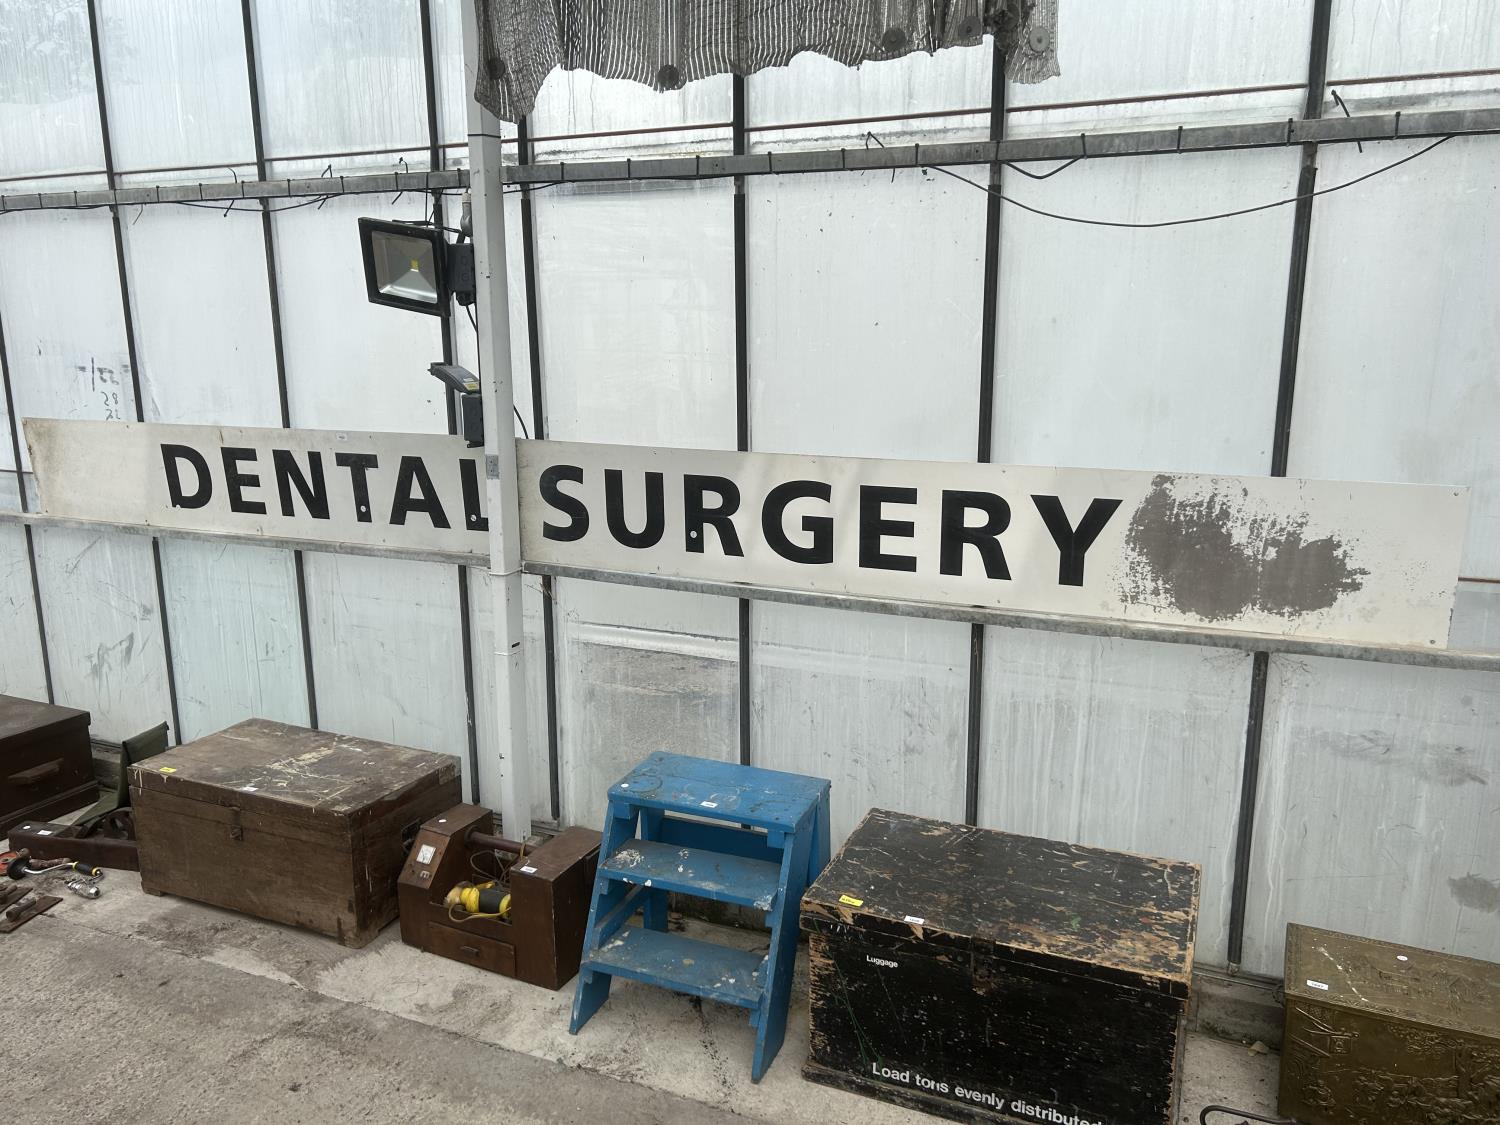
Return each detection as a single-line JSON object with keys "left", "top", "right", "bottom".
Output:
{"left": 161, "top": 444, "right": 211, "bottom": 509}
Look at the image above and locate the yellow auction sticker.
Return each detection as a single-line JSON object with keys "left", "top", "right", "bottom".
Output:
{"left": 158, "top": 766, "right": 177, "bottom": 773}
{"left": 838, "top": 894, "right": 864, "bottom": 907}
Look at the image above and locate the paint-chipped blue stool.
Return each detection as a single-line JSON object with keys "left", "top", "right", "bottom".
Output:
{"left": 568, "top": 751, "right": 832, "bottom": 1081}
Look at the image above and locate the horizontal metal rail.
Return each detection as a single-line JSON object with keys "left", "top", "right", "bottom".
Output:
{"left": 504, "top": 106, "right": 1500, "bottom": 184}
{"left": 0, "top": 510, "right": 483, "bottom": 569}
{"left": 3, "top": 106, "right": 1497, "bottom": 212}
{"left": 528, "top": 562, "right": 1500, "bottom": 672}
{"left": 0, "top": 168, "right": 469, "bottom": 213}
{"left": 4, "top": 506, "right": 1494, "bottom": 669}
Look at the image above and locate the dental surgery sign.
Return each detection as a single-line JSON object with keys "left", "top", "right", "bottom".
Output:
{"left": 24, "top": 421, "right": 1469, "bottom": 648}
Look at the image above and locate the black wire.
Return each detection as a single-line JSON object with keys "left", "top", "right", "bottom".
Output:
{"left": 926, "top": 135, "right": 1452, "bottom": 229}
{"left": 462, "top": 301, "right": 530, "bottom": 440}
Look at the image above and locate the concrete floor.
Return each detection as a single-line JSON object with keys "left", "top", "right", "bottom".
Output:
{"left": 3, "top": 861, "right": 1280, "bottom": 1124}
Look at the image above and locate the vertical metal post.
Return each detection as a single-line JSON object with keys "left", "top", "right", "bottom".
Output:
{"left": 240, "top": 0, "right": 319, "bottom": 729}
{"left": 1226, "top": 0, "right": 1333, "bottom": 969}
{"left": 87, "top": 0, "right": 184, "bottom": 743}
{"left": 732, "top": 74, "right": 753, "bottom": 767}
{"left": 0, "top": 304, "right": 54, "bottom": 702}
{"left": 420, "top": 0, "right": 482, "bottom": 803}
{"left": 963, "top": 39, "right": 1007, "bottom": 826}
{"left": 463, "top": 0, "right": 532, "bottom": 840}
{"left": 516, "top": 116, "right": 563, "bottom": 822}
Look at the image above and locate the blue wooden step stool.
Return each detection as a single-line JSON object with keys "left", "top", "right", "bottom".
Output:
{"left": 569, "top": 751, "right": 832, "bottom": 1081}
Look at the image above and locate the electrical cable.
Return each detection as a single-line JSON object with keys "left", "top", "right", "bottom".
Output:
{"left": 923, "top": 134, "right": 1452, "bottom": 229}
{"left": 462, "top": 301, "right": 532, "bottom": 439}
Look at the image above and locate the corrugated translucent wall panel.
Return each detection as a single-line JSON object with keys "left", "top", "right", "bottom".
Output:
{"left": 97, "top": 0, "right": 255, "bottom": 177}
{"left": 530, "top": 70, "right": 731, "bottom": 160}
{"left": 994, "top": 149, "right": 1300, "bottom": 475}
{"left": 303, "top": 553, "right": 471, "bottom": 789}
{"left": 1009, "top": 0, "right": 1312, "bottom": 133}
{"left": 120, "top": 206, "right": 306, "bottom": 740}
{"left": 273, "top": 186, "right": 466, "bottom": 775}
{"left": 1244, "top": 657, "right": 1500, "bottom": 977}
{"left": 556, "top": 583, "right": 739, "bottom": 828}
{"left": 747, "top": 46, "right": 990, "bottom": 150}
{"left": 532, "top": 181, "right": 736, "bottom": 448}
{"left": 251, "top": 0, "right": 427, "bottom": 164}
{"left": 0, "top": 1, "right": 104, "bottom": 181}
{"left": 160, "top": 540, "right": 308, "bottom": 740}
{"left": 533, "top": 179, "right": 738, "bottom": 825}
{"left": 124, "top": 208, "right": 282, "bottom": 428}
{"left": 0, "top": 212, "right": 135, "bottom": 468}
{"left": 272, "top": 193, "right": 447, "bottom": 433}
{"left": 0, "top": 525, "right": 47, "bottom": 700}
{"left": 979, "top": 633, "right": 1253, "bottom": 965}
{"left": 749, "top": 169, "right": 981, "bottom": 842}
{"left": 1290, "top": 137, "right": 1500, "bottom": 578}
{"left": 748, "top": 170, "right": 985, "bottom": 461}
{"left": 31, "top": 526, "right": 170, "bottom": 741}
{"left": 754, "top": 606, "right": 969, "bottom": 842}
{"left": 429, "top": 0, "right": 469, "bottom": 152}
{"left": 1327, "top": 0, "right": 1500, "bottom": 111}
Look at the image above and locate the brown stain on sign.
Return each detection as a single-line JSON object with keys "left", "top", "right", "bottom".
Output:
{"left": 1121, "top": 474, "right": 1369, "bottom": 621}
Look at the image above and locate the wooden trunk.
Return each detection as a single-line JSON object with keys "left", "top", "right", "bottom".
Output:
{"left": 0, "top": 694, "right": 96, "bottom": 839}
{"left": 131, "top": 719, "right": 461, "bottom": 947}
{"left": 1280, "top": 924, "right": 1500, "bottom": 1124}
{"left": 801, "top": 809, "right": 1200, "bottom": 1125}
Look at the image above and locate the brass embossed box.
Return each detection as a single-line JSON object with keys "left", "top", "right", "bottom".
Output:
{"left": 1281, "top": 924, "right": 1500, "bottom": 1125}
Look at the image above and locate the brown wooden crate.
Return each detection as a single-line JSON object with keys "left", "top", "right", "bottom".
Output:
{"left": 131, "top": 720, "right": 460, "bottom": 947}
{"left": 0, "top": 694, "right": 96, "bottom": 838}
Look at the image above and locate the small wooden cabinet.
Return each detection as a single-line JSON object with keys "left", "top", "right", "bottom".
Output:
{"left": 131, "top": 719, "right": 460, "bottom": 947}
{"left": 0, "top": 694, "right": 96, "bottom": 839}
{"left": 802, "top": 809, "right": 1200, "bottom": 1125}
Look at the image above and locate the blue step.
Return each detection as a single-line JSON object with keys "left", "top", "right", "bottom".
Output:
{"left": 600, "top": 840, "right": 781, "bottom": 910}
{"left": 584, "top": 925, "right": 766, "bottom": 1009}
{"left": 612, "top": 751, "right": 830, "bottom": 832}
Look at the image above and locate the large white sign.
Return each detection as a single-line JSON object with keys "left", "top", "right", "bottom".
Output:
{"left": 517, "top": 441, "right": 1469, "bottom": 648}
{"left": 24, "top": 421, "right": 1470, "bottom": 647}
{"left": 26, "top": 419, "right": 490, "bottom": 561}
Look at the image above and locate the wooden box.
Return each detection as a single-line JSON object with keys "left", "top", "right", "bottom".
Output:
{"left": 397, "top": 803, "right": 600, "bottom": 988}
{"left": 1, "top": 694, "right": 96, "bottom": 839}
{"left": 131, "top": 719, "right": 461, "bottom": 947}
{"left": 1281, "top": 924, "right": 1500, "bottom": 1124}
{"left": 802, "top": 809, "right": 1200, "bottom": 1125}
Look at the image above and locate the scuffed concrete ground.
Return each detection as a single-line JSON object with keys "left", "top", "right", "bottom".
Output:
{"left": 2, "top": 863, "right": 1279, "bottom": 1124}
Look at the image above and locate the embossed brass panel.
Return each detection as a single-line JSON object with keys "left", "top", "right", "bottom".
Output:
{"left": 1281, "top": 924, "right": 1500, "bottom": 1124}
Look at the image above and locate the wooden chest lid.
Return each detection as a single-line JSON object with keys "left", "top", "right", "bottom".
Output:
{"left": 803, "top": 808, "right": 1201, "bottom": 999}
{"left": 0, "top": 694, "right": 90, "bottom": 743}
{"left": 1285, "top": 924, "right": 1500, "bottom": 1041}
{"left": 129, "top": 719, "right": 459, "bottom": 830}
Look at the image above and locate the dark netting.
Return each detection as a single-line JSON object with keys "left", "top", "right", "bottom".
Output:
{"left": 473, "top": 0, "right": 1059, "bottom": 123}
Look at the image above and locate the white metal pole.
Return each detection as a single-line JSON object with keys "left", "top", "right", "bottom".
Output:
{"left": 462, "top": 0, "right": 531, "bottom": 840}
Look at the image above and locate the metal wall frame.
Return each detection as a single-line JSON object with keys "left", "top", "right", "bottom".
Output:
{"left": 1225, "top": 0, "right": 1334, "bottom": 971}
{"left": 239, "top": 0, "right": 319, "bottom": 733}
{"left": 1, "top": 13, "right": 1498, "bottom": 974}
{"left": 85, "top": 0, "right": 184, "bottom": 743}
